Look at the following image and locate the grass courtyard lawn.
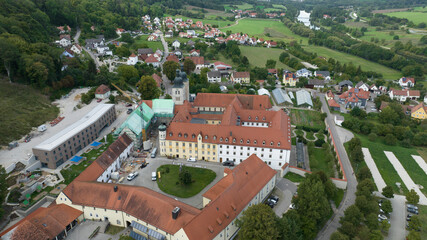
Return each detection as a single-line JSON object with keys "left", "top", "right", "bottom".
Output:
{"left": 418, "top": 205, "right": 427, "bottom": 239}
{"left": 61, "top": 134, "right": 114, "bottom": 184}
{"left": 333, "top": 189, "right": 344, "bottom": 208}
{"left": 223, "top": 18, "right": 305, "bottom": 43}
{"left": 106, "top": 225, "right": 125, "bottom": 235}
{"left": 309, "top": 147, "right": 335, "bottom": 177}
{"left": 239, "top": 46, "right": 294, "bottom": 70}
{"left": 284, "top": 172, "right": 306, "bottom": 183}
{"left": 302, "top": 45, "right": 401, "bottom": 80}
{"left": 157, "top": 164, "right": 216, "bottom": 198}
{"left": 290, "top": 109, "right": 326, "bottom": 130}
{"left": 133, "top": 36, "right": 163, "bottom": 51}
{"left": 305, "top": 131, "right": 315, "bottom": 141}
{"left": 384, "top": 11, "right": 427, "bottom": 25}
{"left": 0, "top": 80, "right": 59, "bottom": 146}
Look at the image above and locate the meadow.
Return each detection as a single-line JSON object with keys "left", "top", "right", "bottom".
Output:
{"left": 0, "top": 80, "right": 59, "bottom": 145}
{"left": 133, "top": 35, "right": 163, "bottom": 51}
{"left": 238, "top": 46, "right": 294, "bottom": 70}
{"left": 384, "top": 10, "right": 427, "bottom": 24}
{"left": 303, "top": 45, "right": 402, "bottom": 79}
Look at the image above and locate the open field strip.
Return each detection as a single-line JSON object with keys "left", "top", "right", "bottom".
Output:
{"left": 362, "top": 148, "right": 387, "bottom": 191}
{"left": 384, "top": 11, "right": 427, "bottom": 24}
{"left": 384, "top": 151, "right": 427, "bottom": 205}
{"left": 412, "top": 155, "right": 427, "bottom": 174}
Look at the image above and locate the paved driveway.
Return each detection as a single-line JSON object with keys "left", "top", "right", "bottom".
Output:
{"left": 120, "top": 157, "right": 226, "bottom": 209}
{"left": 387, "top": 194, "right": 407, "bottom": 240}
{"left": 272, "top": 178, "right": 297, "bottom": 217}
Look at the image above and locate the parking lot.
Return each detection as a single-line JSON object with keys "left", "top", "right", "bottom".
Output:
{"left": 118, "top": 157, "right": 226, "bottom": 209}
{"left": 270, "top": 178, "right": 297, "bottom": 217}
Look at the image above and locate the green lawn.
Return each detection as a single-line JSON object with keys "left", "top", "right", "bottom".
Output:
{"left": 290, "top": 109, "right": 326, "bottom": 130}
{"left": 419, "top": 205, "right": 427, "bottom": 239}
{"left": 105, "top": 225, "right": 125, "bottom": 235}
{"left": 302, "top": 45, "right": 401, "bottom": 80}
{"left": 238, "top": 46, "right": 294, "bottom": 70}
{"left": 156, "top": 164, "right": 216, "bottom": 198}
{"left": 0, "top": 81, "right": 59, "bottom": 145}
{"left": 284, "top": 172, "right": 306, "bottom": 183}
{"left": 61, "top": 134, "right": 114, "bottom": 184}
{"left": 384, "top": 11, "right": 427, "bottom": 24}
{"left": 224, "top": 3, "right": 253, "bottom": 10}
{"left": 355, "top": 133, "right": 418, "bottom": 194}
{"left": 309, "top": 147, "right": 335, "bottom": 177}
{"left": 166, "top": 15, "right": 234, "bottom": 28}
{"left": 223, "top": 18, "right": 305, "bottom": 43}
{"left": 306, "top": 131, "right": 315, "bottom": 141}
{"left": 333, "top": 189, "right": 344, "bottom": 208}
{"left": 132, "top": 36, "right": 163, "bottom": 51}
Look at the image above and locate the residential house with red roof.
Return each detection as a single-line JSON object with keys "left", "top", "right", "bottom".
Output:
{"left": 145, "top": 55, "right": 160, "bottom": 68}
{"left": 230, "top": 72, "right": 250, "bottom": 84}
{"left": 389, "top": 89, "right": 420, "bottom": 102}
{"left": 214, "top": 61, "right": 232, "bottom": 71}
{"left": 95, "top": 84, "right": 111, "bottom": 99}
{"left": 338, "top": 88, "right": 370, "bottom": 109}
{"left": 411, "top": 102, "right": 427, "bottom": 120}
{"left": 398, "top": 77, "right": 415, "bottom": 88}
{"left": 328, "top": 99, "right": 341, "bottom": 111}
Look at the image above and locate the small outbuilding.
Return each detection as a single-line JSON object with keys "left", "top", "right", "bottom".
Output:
{"left": 95, "top": 84, "right": 111, "bottom": 99}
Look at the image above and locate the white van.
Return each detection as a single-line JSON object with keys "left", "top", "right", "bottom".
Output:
{"left": 151, "top": 148, "right": 157, "bottom": 158}
{"left": 38, "top": 124, "right": 47, "bottom": 132}
{"left": 151, "top": 172, "right": 157, "bottom": 181}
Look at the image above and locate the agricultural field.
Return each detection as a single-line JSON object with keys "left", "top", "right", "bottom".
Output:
{"left": 290, "top": 109, "right": 326, "bottom": 130}
{"left": 359, "top": 28, "right": 424, "bottom": 46}
{"left": 224, "top": 3, "right": 253, "bottom": 11}
{"left": 303, "top": 45, "right": 402, "bottom": 79}
{"left": 264, "top": 4, "right": 286, "bottom": 13}
{"left": 184, "top": 5, "right": 233, "bottom": 18}
{"left": 223, "top": 18, "right": 305, "bottom": 43}
{"left": 0, "top": 80, "right": 59, "bottom": 146}
{"left": 163, "top": 14, "right": 234, "bottom": 27}
{"left": 384, "top": 10, "right": 427, "bottom": 25}
{"left": 238, "top": 46, "right": 294, "bottom": 70}
{"left": 132, "top": 35, "right": 163, "bottom": 51}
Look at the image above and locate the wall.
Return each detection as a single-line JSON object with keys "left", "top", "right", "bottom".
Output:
{"left": 96, "top": 142, "right": 134, "bottom": 183}
{"left": 4, "top": 163, "right": 16, "bottom": 174}
{"left": 162, "top": 140, "right": 218, "bottom": 162}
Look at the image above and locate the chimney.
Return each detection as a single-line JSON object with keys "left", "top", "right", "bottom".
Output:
{"left": 229, "top": 131, "right": 232, "bottom": 136}
{"left": 172, "top": 207, "right": 181, "bottom": 220}
{"left": 114, "top": 186, "right": 118, "bottom": 192}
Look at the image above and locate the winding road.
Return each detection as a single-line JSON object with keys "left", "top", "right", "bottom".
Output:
{"left": 315, "top": 94, "right": 358, "bottom": 240}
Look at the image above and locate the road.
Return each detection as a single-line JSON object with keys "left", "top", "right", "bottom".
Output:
{"left": 74, "top": 27, "right": 100, "bottom": 70}
{"left": 159, "top": 33, "right": 173, "bottom": 96}
{"left": 73, "top": 27, "right": 81, "bottom": 43}
{"left": 316, "top": 94, "right": 358, "bottom": 240}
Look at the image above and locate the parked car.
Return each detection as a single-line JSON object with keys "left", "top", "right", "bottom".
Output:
{"left": 407, "top": 207, "right": 419, "bottom": 215}
{"left": 222, "top": 160, "right": 235, "bottom": 166}
{"left": 407, "top": 204, "right": 418, "bottom": 210}
{"left": 265, "top": 201, "right": 274, "bottom": 208}
{"left": 187, "top": 157, "right": 196, "bottom": 162}
{"left": 289, "top": 203, "right": 295, "bottom": 209}
{"left": 127, "top": 172, "right": 139, "bottom": 181}
{"left": 126, "top": 103, "right": 132, "bottom": 107}
{"left": 97, "top": 98, "right": 102, "bottom": 102}
{"left": 151, "top": 172, "right": 157, "bottom": 181}
{"left": 24, "top": 135, "right": 31, "bottom": 143}
{"left": 267, "top": 199, "right": 277, "bottom": 206}
{"left": 378, "top": 214, "right": 387, "bottom": 222}
{"left": 127, "top": 108, "right": 133, "bottom": 114}
{"left": 407, "top": 214, "right": 412, "bottom": 221}
{"left": 270, "top": 195, "right": 279, "bottom": 202}
{"left": 140, "top": 162, "right": 148, "bottom": 169}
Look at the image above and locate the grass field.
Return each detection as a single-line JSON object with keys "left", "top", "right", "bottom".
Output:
{"left": 284, "top": 172, "right": 306, "bottom": 182}
{"left": 133, "top": 36, "right": 163, "bottom": 51}
{"left": 303, "top": 45, "right": 402, "bottom": 79}
{"left": 156, "top": 164, "right": 216, "bottom": 198}
{"left": 290, "top": 109, "right": 326, "bottom": 130}
{"left": 419, "top": 205, "right": 427, "bottom": 239}
{"left": 384, "top": 11, "right": 427, "bottom": 24}
{"left": 169, "top": 15, "right": 234, "bottom": 28}
{"left": 223, "top": 18, "right": 305, "bottom": 43}
{"left": 185, "top": 5, "right": 233, "bottom": 18}
{"left": 309, "top": 147, "right": 335, "bottom": 177}
{"left": 359, "top": 29, "right": 424, "bottom": 46}
{"left": 238, "top": 46, "right": 294, "bottom": 70}
{"left": 354, "top": 133, "right": 425, "bottom": 194}
{"left": 224, "top": 3, "right": 253, "bottom": 10}
{"left": 0, "top": 80, "right": 59, "bottom": 146}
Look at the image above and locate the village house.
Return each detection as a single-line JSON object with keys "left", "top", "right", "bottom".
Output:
{"left": 70, "top": 44, "right": 82, "bottom": 54}
{"left": 186, "top": 56, "right": 205, "bottom": 70}
{"left": 231, "top": 72, "right": 250, "bottom": 84}
{"left": 398, "top": 77, "right": 415, "bottom": 88}
{"left": 338, "top": 88, "right": 370, "bottom": 109}
{"left": 95, "top": 84, "right": 111, "bottom": 99}
{"left": 152, "top": 73, "right": 163, "bottom": 88}
{"left": 116, "top": 28, "right": 125, "bottom": 36}
{"left": 145, "top": 55, "right": 160, "bottom": 68}
{"left": 296, "top": 68, "right": 312, "bottom": 78}
{"left": 172, "top": 40, "right": 181, "bottom": 49}
{"left": 326, "top": 90, "right": 334, "bottom": 100}
{"left": 214, "top": 61, "right": 232, "bottom": 71}
{"left": 58, "top": 35, "right": 72, "bottom": 47}
{"left": 328, "top": 99, "right": 341, "bottom": 111}
{"left": 355, "top": 81, "right": 370, "bottom": 92}
{"left": 282, "top": 71, "right": 298, "bottom": 86}
{"left": 314, "top": 71, "right": 331, "bottom": 81}
{"left": 207, "top": 71, "right": 221, "bottom": 83}
{"left": 389, "top": 89, "right": 420, "bottom": 102}
{"left": 411, "top": 102, "right": 427, "bottom": 120}
{"left": 189, "top": 49, "right": 200, "bottom": 57}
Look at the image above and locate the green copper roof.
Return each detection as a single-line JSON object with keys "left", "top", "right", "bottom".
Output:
{"left": 115, "top": 103, "right": 154, "bottom": 135}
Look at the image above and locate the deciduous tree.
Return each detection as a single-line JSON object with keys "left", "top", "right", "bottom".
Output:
{"left": 406, "top": 189, "right": 420, "bottom": 205}
{"left": 163, "top": 61, "right": 180, "bottom": 81}
{"left": 236, "top": 204, "right": 280, "bottom": 240}
{"left": 136, "top": 75, "right": 160, "bottom": 100}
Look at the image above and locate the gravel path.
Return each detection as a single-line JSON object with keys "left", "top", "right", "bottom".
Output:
{"left": 411, "top": 155, "right": 427, "bottom": 175}
{"left": 384, "top": 151, "right": 427, "bottom": 205}
{"left": 362, "top": 148, "right": 387, "bottom": 191}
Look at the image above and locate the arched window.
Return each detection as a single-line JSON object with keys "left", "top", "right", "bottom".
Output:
{"left": 233, "top": 138, "right": 236, "bottom": 143}
{"left": 270, "top": 141, "right": 274, "bottom": 146}
{"left": 220, "top": 137, "right": 223, "bottom": 142}
{"left": 178, "top": 133, "right": 182, "bottom": 137}
{"left": 248, "top": 116, "right": 251, "bottom": 120}
{"left": 213, "top": 135, "right": 217, "bottom": 140}
{"left": 225, "top": 138, "right": 229, "bottom": 142}
{"left": 184, "top": 134, "right": 188, "bottom": 138}
{"left": 240, "top": 139, "right": 243, "bottom": 143}
{"left": 262, "top": 140, "right": 266, "bottom": 145}
{"left": 278, "top": 142, "right": 281, "bottom": 146}
{"left": 254, "top": 140, "right": 257, "bottom": 144}
{"left": 169, "top": 132, "right": 173, "bottom": 136}
{"left": 192, "top": 134, "right": 196, "bottom": 138}
{"left": 246, "top": 140, "right": 250, "bottom": 144}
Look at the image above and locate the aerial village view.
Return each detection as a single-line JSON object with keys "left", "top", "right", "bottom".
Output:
{"left": 0, "top": 0, "right": 427, "bottom": 240}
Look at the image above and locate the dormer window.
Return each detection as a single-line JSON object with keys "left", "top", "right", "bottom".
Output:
{"left": 213, "top": 135, "right": 217, "bottom": 140}
{"left": 225, "top": 138, "right": 229, "bottom": 142}
{"left": 205, "top": 135, "right": 208, "bottom": 139}
{"left": 254, "top": 140, "right": 257, "bottom": 144}
{"left": 255, "top": 116, "right": 258, "bottom": 120}
{"left": 233, "top": 138, "right": 236, "bottom": 143}
{"left": 178, "top": 133, "right": 182, "bottom": 137}
{"left": 278, "top": 142, "right": 281, "bottom": 146}
{"left": 184, "top": 134, "right": 188, "bottom": 138}
{"left": 240, "top": 139, "right": 243, "bottom": 143}
{"left": 248, "top": 116, "right": 251, "bottom": 120}
{"left": 270, "top": 141, "right": 274, "bottom": 146}
{"left": 262, "top": 117, "right": 266, "bottom": 121}
{"left": 246, "top": 140, "right": 250, "bottom": 144}
{"left": 262, "top": 141, "right": 265, "bottom": 145}
{"left": 169, "top": 133, "right": 173, "bottom": 136}
{"left": 192, "top": 134, "right": 196, "bottom": 138}
{"left": 220, "top": 137, "right": 223, "bottom": 142}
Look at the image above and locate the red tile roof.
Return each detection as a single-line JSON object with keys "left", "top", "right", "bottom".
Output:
{"left": 186, "top": 56, "right": 204, "bottom": 65}
{"left": 328, "top": 99, "right": 340, "bottom": 108}
{"left": 411, "top": 102, "right": 427, "bottom": 113}
{"left": 1, "top": 204, "right": 82, "bottom": 240}
{"left": 193, "top": 93, "right": 271, "bottom": 110}
{"left": 166, "top": 54, "right": 179, "bottom": 63}
{"left": 232, "top": 72, "right": 250, "bottom": 79}
{"left": 145, "top": 55, "right": 159, "bottom": 63}
{"left": 95, "top": 84, "right": 110, "bottom": 95}
{"left": 183, "top": 155, "right": 276, "bottom": 240}
{"left": 152, "top": 73, "right": 163, "bottom": 87}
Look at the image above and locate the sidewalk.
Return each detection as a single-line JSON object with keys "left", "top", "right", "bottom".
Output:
{"left": 384, "top": 151, "right": 427, "bottom": 205}
{"left": 362, "top": 148, "right": 386, "bottom": 191}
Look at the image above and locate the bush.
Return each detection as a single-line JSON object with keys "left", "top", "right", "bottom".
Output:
{"left": 368, "top": 133, "right": 377, "bottom": 142}
{"left": 384, "top": 134, "right": 397, "bottom": 146}
{"left": 314, "top": 139, "right": 325, "bottom": 147}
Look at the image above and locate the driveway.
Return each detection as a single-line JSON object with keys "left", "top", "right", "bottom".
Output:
{"left": 120, "top": 157, "right": 226, "bottom": 209}
{"left": 386, "top": 194, "right": 407, "bottom": 240}
{"left": 272, "top": 179, "right": 297, "bottom": 217}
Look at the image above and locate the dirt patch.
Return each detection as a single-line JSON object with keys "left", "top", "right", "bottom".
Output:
{"left": 372, "top": 8, "right": 410, "bottom": 14}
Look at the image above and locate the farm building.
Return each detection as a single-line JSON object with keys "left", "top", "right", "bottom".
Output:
{"left": 272, "top": 88, "right": 293, "bottom": 105}
{"left": 296, "top": 90, "right": 313, "bottom": 108}
{"left": 95, "top": 84, "right": 111, "bottom": 99}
